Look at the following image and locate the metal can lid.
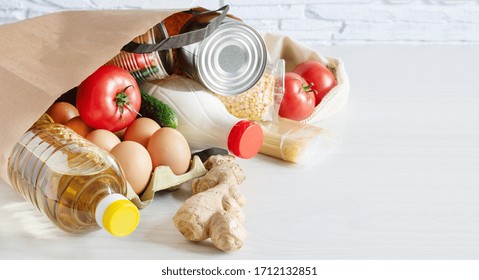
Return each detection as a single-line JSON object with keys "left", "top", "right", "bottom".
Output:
{"left": 196, "top": 21, "right": 267, "bottom": 96}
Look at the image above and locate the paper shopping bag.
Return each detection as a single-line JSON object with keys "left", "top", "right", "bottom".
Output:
{"left": 0, "top": 9, "right": 179, "bottom": 183}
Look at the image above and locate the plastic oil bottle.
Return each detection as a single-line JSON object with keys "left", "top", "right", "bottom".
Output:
{"left": 7, "top": 114, "right": 140, "bottom": 237}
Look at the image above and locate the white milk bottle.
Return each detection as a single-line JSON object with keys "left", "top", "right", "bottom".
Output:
{"left": 140, "top": 76, "right": 263, "bottom": 159}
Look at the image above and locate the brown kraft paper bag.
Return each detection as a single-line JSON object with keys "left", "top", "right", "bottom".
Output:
{"left": 0, "top": 9, "right": 179, "bottom": 184}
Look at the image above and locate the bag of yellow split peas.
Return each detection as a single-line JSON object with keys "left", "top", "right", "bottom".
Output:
{"left": 214, "top": 59, "right": 285, "bottom": 122}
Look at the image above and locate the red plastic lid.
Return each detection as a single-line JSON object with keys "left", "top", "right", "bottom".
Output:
{"left": 227, "top": 120, "right": 264, "bottom": 159}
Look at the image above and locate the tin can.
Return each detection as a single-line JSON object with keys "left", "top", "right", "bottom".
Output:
{"left": 107, "top": 22, "right": 173, "bottom": 81}
{"left": 177, "top": 14, "right": 267, "bottom": 96}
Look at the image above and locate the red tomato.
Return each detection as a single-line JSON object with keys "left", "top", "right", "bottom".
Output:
{"left": 293, "top": 60, "right": 337, "bottom": 106}
{"left": 76, "top": 65, "right": 141, "bottom": 132}
{"left": 278, "top": 72, "right": 315, "bottom": 121}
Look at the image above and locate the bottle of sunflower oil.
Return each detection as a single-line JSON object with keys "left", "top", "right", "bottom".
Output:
{"left": 7, "top": 114, "right": 140, "bottom": 237}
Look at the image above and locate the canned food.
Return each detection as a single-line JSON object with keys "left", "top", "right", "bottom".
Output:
{"left": 177, "top": 13, "right": 267, "bottom": 96}
{"left": 107, "top": 22, "right": 173, "bottom": 81}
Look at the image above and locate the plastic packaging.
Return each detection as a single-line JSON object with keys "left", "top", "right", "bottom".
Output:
{"left": 215, "top": 59, "right": 285, "bottom": 122}
{"left": 140, "top": 76, "right": 264, "bottom": 159}
{"left": 258, "top": 117, "right": 339, "bottom": 164}
{"left": 7, "top": 114, "right": 140, "bottom": 237}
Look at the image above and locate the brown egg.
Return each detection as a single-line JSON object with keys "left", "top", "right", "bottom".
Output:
{"left": 110, "top": 141, "right": 152, "bottom": 195}
{"left": 66, "top": 116, "right": 92, "bottom": 138}
{"left": 147, "top": 127, "right": 191, "bottom": 175}
{"left": 86, "top": 129, "right": 121, "bottom": 152}
{"left": 46, "top": 102, "right": 79, "bottom": 125}
{"left": 123, "top": 117, "right": 161, "bottom": 148}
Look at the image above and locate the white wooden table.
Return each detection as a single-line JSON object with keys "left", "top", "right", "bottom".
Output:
{"left": 1, "top": 44, "right": 478, "bottom": 260}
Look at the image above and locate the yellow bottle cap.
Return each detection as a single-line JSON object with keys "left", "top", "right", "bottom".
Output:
{"left": 102, "top": 199, "right": 140, "bottom": 237}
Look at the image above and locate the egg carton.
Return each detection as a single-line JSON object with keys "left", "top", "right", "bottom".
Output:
{"left": 126, "top": 155, "right": 207, "bottom": 209}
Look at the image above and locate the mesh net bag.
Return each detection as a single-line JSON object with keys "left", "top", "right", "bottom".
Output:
{"left": 262, "top": 32, "right": 350, "bottom": 123}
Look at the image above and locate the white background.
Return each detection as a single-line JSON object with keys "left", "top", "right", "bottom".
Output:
{"left": 2, "top": 0, "right": 479, "bottom": 46}
{"left": 1, "top": 0, "right": 479, "bottom": 275}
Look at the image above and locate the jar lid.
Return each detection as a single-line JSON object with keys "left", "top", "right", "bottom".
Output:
{"left": 227, "top": 120, "right": 263, "bottom": 159}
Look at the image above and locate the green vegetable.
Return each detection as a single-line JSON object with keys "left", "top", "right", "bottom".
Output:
{"left": 140, "top": 90, "right": 178, "bottom": 128}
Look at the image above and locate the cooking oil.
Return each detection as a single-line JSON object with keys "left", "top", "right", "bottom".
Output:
{"left": 7, "top": 114, "right": 140, "bottom": 237}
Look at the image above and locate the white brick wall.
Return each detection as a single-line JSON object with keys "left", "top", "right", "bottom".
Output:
{"left": 1, "top": 0, "right": 479, "bottom": 46}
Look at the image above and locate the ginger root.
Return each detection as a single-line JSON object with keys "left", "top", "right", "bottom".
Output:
{"left": 173, "top": 155, "right": 247, "bottom": 252}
